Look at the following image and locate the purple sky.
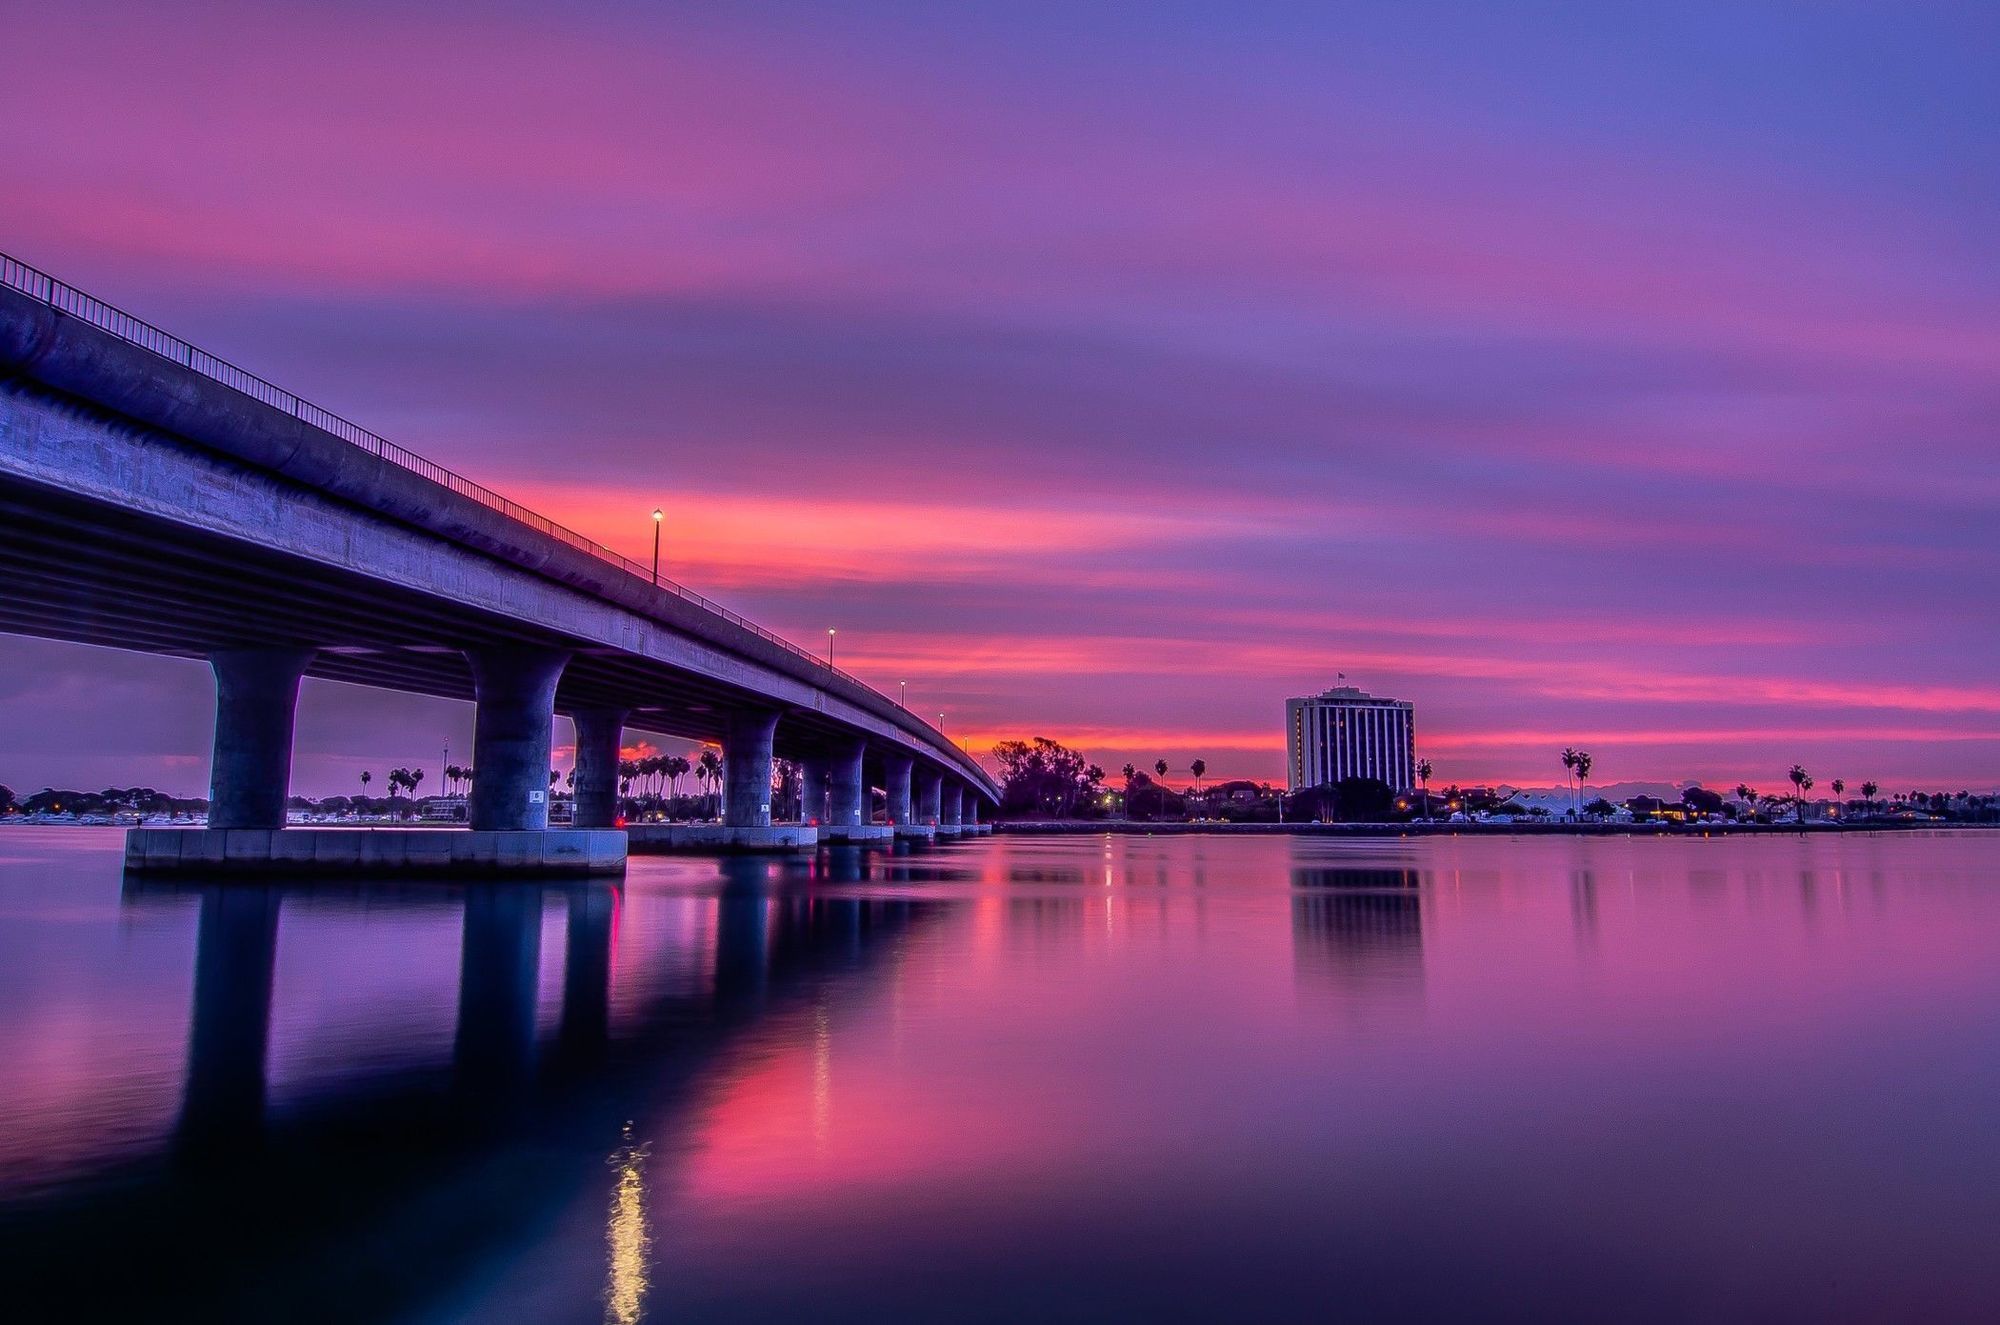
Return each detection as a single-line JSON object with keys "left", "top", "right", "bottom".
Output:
{"left": 2, "top": 0, "right": 1996, "bottom": 796}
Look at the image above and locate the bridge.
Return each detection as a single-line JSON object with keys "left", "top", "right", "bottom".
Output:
{"left": 0, "top": 252, "right": 997, "bottom": 873}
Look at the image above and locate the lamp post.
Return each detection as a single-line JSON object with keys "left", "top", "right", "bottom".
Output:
{"left": 650, "top": 508, "right": 663, "bottom": 585}
{"left": 900, "top": 681, "right": 907, "bottom": 708}
{"left": 826, "top": 628, "right": 836, "bottom": 667}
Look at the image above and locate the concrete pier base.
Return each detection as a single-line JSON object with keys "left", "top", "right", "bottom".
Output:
{"left": 894, "top": 824, "right": 937, "bottom": 842}
{"left": 125, "top": 828, "right": 626, "bottom": 876}
{"left": 820, "top": 824, "right": 895, "bottom": 844}
{"left": 935, "top": 825, "right": 965, "bottom": 840}
{"left": 626, "top": 824, "right": 816, "bottom": 854}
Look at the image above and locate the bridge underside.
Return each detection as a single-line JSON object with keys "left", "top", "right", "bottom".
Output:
{"left": 0, "top": 284, "right": 995, "bottom": 864}
{"left": 0, "top": 467, "right": 894, "bottom": 758}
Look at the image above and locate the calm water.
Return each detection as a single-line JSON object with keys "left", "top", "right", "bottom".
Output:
{"left": 3, "top": 828, "right": 1999, "bottom": 1322}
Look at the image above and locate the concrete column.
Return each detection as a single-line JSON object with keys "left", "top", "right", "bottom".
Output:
{"left": 918, "top": 768, "right": 943, "bottom": 825}
{"left": 799, "top": 757, "right": 829, "bottom": 825}
{"left": 828, "top": 736, "right": 867, "bottom": 826}
{"left": 942, "top": 780, "right": 964, "bottom": 827}
{"left": 570, "top": 707, "right": 627, "bottom": 828}
{"left": 965, "top": 797, "right": 980, "bottom": 827}
{"left": 884, "top": 752, "right": 914, "bottom": 825}
{"left": 722, "top": 708, "right": 780, "bottom": 827}
{"left": 207, "top": 647, "right": 315, "bottom": 829}
{"left": 466, "top": 646, "right": 571, "bottom": 831}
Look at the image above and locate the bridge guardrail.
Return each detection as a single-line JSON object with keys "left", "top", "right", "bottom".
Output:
{"left": 0, "top": 251, "right": 976, "bottom": 772}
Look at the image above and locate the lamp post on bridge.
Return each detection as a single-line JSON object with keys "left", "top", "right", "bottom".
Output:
{"left": 900, "top": 681, "right": 907, "bottom": 708}
{"left": 650, "top": 508, "right": 663, "bottom": 585}
{"left": 826, "top": 628, "right": 836, "bottom": 668}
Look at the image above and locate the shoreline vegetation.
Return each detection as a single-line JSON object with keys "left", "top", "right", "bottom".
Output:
{"left": 4, "top": 736, "right": 1992, "bottom": 833}
{"left": 990, "top": 738, "right": 1996, "bottom": 830}
{"left": 991, "top": 819, "right": 1994, "bottom": 837}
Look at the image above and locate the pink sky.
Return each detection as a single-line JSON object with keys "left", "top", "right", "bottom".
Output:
{"left": 1, "top": 1, "right": 1995, "bottom": 795}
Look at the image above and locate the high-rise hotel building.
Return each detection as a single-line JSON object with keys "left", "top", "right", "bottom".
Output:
{"left": 1286, "top": 685, "right": 1416, "bottom": 792}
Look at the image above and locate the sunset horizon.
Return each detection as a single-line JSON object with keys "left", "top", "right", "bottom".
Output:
{"left": 3, "top": 2, "right": 1995, "bottom": 800}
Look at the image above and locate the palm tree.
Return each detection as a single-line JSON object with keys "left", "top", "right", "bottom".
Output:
{"left": 1154, "top": 759, "right": 1168, "bottom": 780}
{"left": 698, "top": 748, "right": 723, "bottom": 819}
{"left": 360, "top": 770, "right": 372, "bottom": 797}
{"left": 1560, "top": 748, "right": 1579, "bottom": 817}
{"left": 1830, "top": 778, "right": 1845, "bottom": 815}
{"left": 1861, "top": 780, "right": 1879, "bottom": 816}
{"left": 1415, "top": 758, "right": 1433, "bottom": 822}
{"left": 1788, "top": 764, "right": 1813, "bottom": 824}
{"left": 1573, "top": 751, "right": 1593, "bottom": 816}
{"left": 1122, "top": 763, "right": 1136, "bottom": 783}
{"left": 1190, "top": 758, "right": 1206, "bottom": 798}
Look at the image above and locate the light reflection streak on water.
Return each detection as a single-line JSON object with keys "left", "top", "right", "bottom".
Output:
{"left": 812, "top": 1003, "right": 832, "bottom": 1157}
{"left": 605, "top": 1122, "right": 650, "bottom": 1325}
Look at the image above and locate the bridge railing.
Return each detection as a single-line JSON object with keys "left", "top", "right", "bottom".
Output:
{"left": 0, "top": 252, "right": 973, "bottom": 768}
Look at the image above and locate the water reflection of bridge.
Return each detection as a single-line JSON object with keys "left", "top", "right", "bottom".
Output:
{"left": 0, "top": 857, "right": 943, "bottom": 1322}
{"left": 1290, "top": 862, "right": 1425, "bottom": 1006}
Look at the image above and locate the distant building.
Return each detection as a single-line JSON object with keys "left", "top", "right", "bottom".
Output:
{"left": 416, "top": 794, "right": 467, "bottom": 822}
{"left": 1286, "top": 684, "right": 1416, "bottom": 793}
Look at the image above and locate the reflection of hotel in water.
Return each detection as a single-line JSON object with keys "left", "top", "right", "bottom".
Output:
{"left": 1290, "top": 864, "right": 1424, "bottom": 1005}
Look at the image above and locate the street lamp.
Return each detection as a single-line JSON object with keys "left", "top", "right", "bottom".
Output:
{"left": 650, "top": 508, "right": 663, "bottom": 585}
{"left": 900, "top": 681, "right": 907, "bottom": 707}
{"left": 826, "top": 627, "right": 836, "bottom": 667}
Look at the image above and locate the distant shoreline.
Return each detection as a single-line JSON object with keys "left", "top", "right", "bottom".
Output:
{"left": 992, "top": 820, "right": 1991, "bottom": 837}
{"left": 4, "top": 819, "right": 1989, "bottom": 839}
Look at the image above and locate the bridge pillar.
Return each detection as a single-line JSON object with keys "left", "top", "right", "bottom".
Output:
{"left": 942, "top": 781, "right": 964, "bottom": 828}
{"left": 208, "top": 647, "right": 315, "bottom": 830}
{"left": 828, "top": 737, "right": 867, "bottom": 826}
{"left": 965, "top": 797, "right": 981, "bottom": 828}
{"left": 884, "top": 752, "right": 914, "bottom": 825}
{"left": 917, "top": 767, "right": 943, "bottom": 825}
{"left": 721, "top": 708, "right": 780, "bottom": 827}
{"left": 799, "top": 757, "right": 829, "bottom": 824}
{"left": 466, "top": 646, "right": 571, "bottom": 831}
{"left": 571, "top": 707, "right": 627, "bottom": 828}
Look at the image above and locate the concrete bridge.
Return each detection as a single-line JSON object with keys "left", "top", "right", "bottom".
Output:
{"left": 0, "top": 253, "right": 996, "bottom": 873}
